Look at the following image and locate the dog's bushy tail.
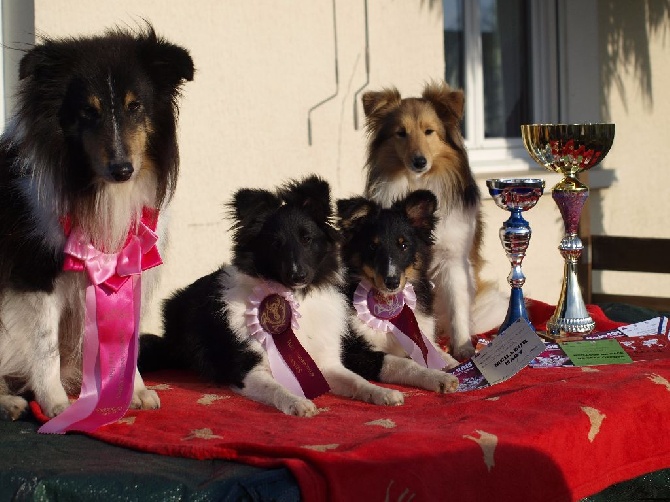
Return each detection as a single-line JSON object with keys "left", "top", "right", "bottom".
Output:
{"left": 471, "top": 281, "right": 509, "bottom": 336}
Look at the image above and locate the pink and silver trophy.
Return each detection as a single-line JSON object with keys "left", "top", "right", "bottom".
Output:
{"left": 487, "top": 178, "right": 545, "bottom": 335}
{"left": 521, "top": 123, "right": 615, "bottom": 338}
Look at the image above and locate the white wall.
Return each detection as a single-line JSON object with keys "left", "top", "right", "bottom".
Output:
{"left": 26, "top": 1, "right": 661, "bottom": 332}
{"left": 591, "top": 1, "right": 670, "bottom": 299}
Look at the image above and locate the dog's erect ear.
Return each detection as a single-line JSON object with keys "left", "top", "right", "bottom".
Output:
{"left": 362, "top": 88, "right": 402, "bottom": 119}
{"left": 19, "top": 47, "right": 43, "bottom": 80}
{"left": 19, "top": 42, "right": 69, "bottom": 82}
{"left": 395, "top": 190, "right": 438, "bottom": 241}
{"left": 336, "top": 197, "right": 377, "bottom": 233}
{"left": 422, "top": 81, "right": 464, "bottom": 127}
{"left": 139, "top": 25, "right": 194, "bottom": 92}
{"left": 279, "top": 175, "right": 333, "bottom": 224}
{"left": 229, "top": 188, "right": 282, "bottom": 230}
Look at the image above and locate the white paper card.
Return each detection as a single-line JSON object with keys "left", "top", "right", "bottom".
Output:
{"left": 618, "top": 316, "right": 668, "bottom": 337}
{"left": 472, "top": 318, "right": 546, "bottom": 385}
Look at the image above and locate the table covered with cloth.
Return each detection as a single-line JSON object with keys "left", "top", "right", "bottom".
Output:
{"left": 1, "top": 300, "right": 669, "bottom": 502}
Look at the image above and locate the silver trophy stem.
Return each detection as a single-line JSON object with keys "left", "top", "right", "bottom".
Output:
{"left": 545, "top": 186, "right": 595, "bottom": 337}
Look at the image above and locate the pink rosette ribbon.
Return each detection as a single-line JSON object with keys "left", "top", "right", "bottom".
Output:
{"left": 353, "top": 279, "right": 446, "bottom": 369}
{"left": 245, "top": 282, "right": 330, "bottom": 399}
{"left": 39, "top": 209, "right": 162, "bottom": 434}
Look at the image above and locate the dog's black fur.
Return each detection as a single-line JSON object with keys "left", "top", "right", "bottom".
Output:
{"left": 337, "top": 190, "right": 459, "bottom": 391}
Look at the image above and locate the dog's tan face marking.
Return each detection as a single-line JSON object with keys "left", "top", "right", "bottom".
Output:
{"left": 82, "top": 95, "right": 102, "bottom": 119}
{"left": 393, "top": 101, "right": 446, "bottom": 175}
{"left": 124, "top": 91, "right": 140, "bottom": 111}
{"left": 123, "top": 91, "right": 155, "bottom": 178}
{"left": 78, "top": 89, "right": 153, "bottom": 184}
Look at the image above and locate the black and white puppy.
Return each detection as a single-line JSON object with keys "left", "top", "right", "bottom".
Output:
{"left": 139, "top": 176, "right": 404, "bottom": 416}
{"left": 337, "top": 190, "right": 459, "bottom": 393}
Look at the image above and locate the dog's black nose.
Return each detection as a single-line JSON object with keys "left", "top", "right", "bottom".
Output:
{"left": 384, "top": 277, "right": 400, "bottom": 291}
{"left": 109, "top": 162, "right": 134, "bottom": 182}
{"left": 290, "top": 270, "right": 308, "bottom": 285}
{"left": 412, "top": 156, "right": 427, "bottom": 170}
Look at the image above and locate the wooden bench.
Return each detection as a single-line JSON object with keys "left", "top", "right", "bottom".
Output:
{"left": 581, "top": 235, "right": 670, "bottom": 312}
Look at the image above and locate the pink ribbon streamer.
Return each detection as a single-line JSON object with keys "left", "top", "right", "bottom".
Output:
{"left": 353, "top": 280, "right": 446, "bottom": 370}
{"left": 39, "top": 211, "right": 162, "bottom": 434}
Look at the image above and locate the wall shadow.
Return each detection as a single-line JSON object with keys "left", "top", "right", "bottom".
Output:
{"left": 600, "top": 0, "right": 670, "bottom": 119}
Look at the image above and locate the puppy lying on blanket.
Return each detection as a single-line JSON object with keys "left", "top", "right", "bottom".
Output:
{"left": 337, "top": 189, "right": 459, "bottom": 392}
{"left": 140, "top": 176, "right": 404, "bottom": 416}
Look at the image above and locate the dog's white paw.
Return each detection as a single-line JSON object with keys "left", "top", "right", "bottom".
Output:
{"left": 282, "top": 398, "right": 318, "bottom": 417}
{"left": 0, "top": 395, "right": 29, "bottom": 421}
{"left": 130, "top": 388, "right": 161, "bottom": 410}
{"left": 440, "top": 351, "right": 460, "bottom": 370}
{"left": 452, "top": 340, "right": 476, "bottom": 361}
{"left": 41, "top": 400, "right": 70, "bottom": 419}
{"left": 433, "top": 371, "right": 459, "bottom": 393}
{"left": 364, "top": 385, "right": 404, "bottom": 406}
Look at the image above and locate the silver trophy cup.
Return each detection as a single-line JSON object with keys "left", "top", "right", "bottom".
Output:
{"left": 487, "top": 178, "right": 545, "bottom": 335}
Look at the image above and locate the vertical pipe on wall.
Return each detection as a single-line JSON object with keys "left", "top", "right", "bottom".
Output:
{"left": 353, "top": 0, "right": 369, "bottom": 131}
{"left": 307, "top": 0, "right": 339, "bottom": 146}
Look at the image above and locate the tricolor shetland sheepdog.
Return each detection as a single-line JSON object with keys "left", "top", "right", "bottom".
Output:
{"left": 0, "top": 26, "right": 194, "bottom": 420}
{"left": 337, "top": 190, "right": 459, "bottom": 392}
{"left": 362, "top": 81, "right": 506, "bottom": 360}
{"left": 139, "top": 176, "right": 404, "bottom": 417}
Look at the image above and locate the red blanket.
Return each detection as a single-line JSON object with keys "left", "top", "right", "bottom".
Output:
{"left": 32, "top": 301, "right": 670, "bottom": 501}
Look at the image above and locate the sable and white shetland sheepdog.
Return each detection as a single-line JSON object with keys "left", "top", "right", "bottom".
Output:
{"left": 0, "top": 26, "right": 194, "bottom": 420}
{"left": 337, "top": 189, "right": 459, "bottom": 392}
{"left": 139, "top": 176, "right": 404, "bottom": 417}
{"left": 361, "top": 81, "right": 506, "bottom": 360}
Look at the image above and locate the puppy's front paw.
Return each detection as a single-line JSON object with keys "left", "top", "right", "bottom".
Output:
{"left": 452, "top": 340, "right": 475, "bottom": 361}
{"left": 435, "top": 372, "right": 459, "bottom": 393}
{"left": 41, "top": 400, "right": 70, "bottom": 419}
{"left": 366, "top": 385, "right": 404, "bottom": 406}
{"left": 440, "top": 350, "right": 460, "bottom": 370}
{"left": 283, "top": 398, "right": 318, "bottom": 417}
{"left": 130, "top": 388, "right": 161, "bottom": 410}
{"left": 0, "top": 395, "right": 29, "bottom": 421}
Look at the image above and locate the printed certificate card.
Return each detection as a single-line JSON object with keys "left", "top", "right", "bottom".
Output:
{"left": 471, "top": 319, "right": 546, "bottom": 385}
{"left": 560, "top": 339, "right": 633, "bottom": 366}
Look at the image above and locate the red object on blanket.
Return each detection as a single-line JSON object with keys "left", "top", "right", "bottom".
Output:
{"left": 31, "top": 300, "right": 670, "bottom": 502}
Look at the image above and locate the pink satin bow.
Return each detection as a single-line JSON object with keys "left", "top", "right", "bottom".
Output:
{"left": 62, "top": 219, "right": 162, "bottom": 292}
{"left": 39, "top": 211, "right": 162, "bottom": 434}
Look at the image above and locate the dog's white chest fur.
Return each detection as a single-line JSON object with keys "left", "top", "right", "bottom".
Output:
{"left": 219, "top": 266, "right": 347, "bottom": 369}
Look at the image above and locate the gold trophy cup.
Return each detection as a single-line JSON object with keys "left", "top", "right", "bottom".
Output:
{"left": 521, "top": 123, "right": 615, "bottom": 338}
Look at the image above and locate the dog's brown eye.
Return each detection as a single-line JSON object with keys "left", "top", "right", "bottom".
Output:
{"left": 80, "top": 105, "right": 99, "bottom": 121}
{"left": 425, "top": 129, "right": 434, "bottom": 136}
{"left": 396, "top": 129, "right": 407, "bottom": 138}
{"left": 399, "top": 241, "right": 408, "bottom": 251}
{"left": 127, "top": 101, "right": 142, "bottom": 113}
{"left": 301, "top": 234, "right": 313, "bottom": 245}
